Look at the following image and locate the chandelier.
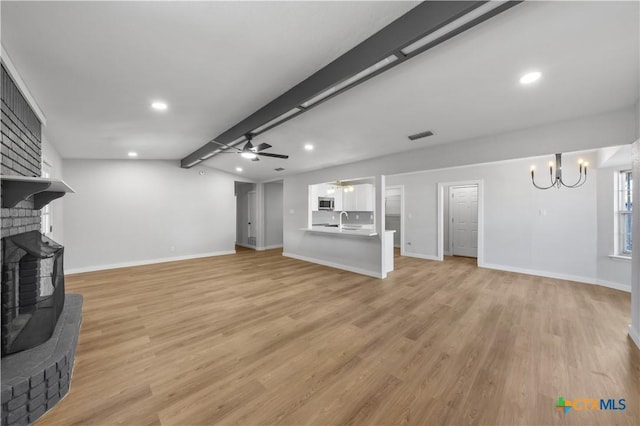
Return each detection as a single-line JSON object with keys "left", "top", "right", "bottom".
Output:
{"left": 530, "top": 153, "right": 588, "bottom": 189}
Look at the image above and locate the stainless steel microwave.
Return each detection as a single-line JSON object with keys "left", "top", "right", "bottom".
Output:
{"left": 318, "top": 197, "right": 335, "bottom": 210}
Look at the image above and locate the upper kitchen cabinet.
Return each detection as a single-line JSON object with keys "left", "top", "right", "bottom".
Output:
{"left": 309, "top": 177, "right": 374, "bottom": 213}
{"left": 343, "top": 183, "right": 373, "bottom": 211}
{"left": 309, "top": 182, "right": 342, "bottom": 211}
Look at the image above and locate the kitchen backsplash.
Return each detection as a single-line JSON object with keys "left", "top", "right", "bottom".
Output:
{"left": 312, "top": 210, "right": 374, "bottom": 225}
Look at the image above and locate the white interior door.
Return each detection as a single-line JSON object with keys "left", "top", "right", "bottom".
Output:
{"left": 450, "top": 185, "right": 478, "bottom": 258}
{"left": 248, "top": 191, "right": 256, "bottom": 245}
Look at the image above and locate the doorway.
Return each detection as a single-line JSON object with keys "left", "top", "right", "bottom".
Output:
{"left": 448, "top": 185, "right": 478, "bottom": 258}
{"left": 235, "top": 182, "right": 257, "bottom": 249}
{"left": 247, "top": 191, "right": 256, "bottom": 246}
{"left": 385, "top": 186, "right": 404, "bottom": 252}
{"left": 437, "top": 180, "right": 484, "bottom": 266}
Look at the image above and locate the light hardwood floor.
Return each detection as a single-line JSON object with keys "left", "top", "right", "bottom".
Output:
{"left": 38, "top": 248, "right": 639, "bottom": 425}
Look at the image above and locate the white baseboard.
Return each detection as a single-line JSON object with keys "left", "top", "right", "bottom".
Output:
{"left": 595, "top": 279, "right": 632, "bottom": 293}
{"left": 482, "top": 262, "right": 631, "bottom": 292}
{"left": 257, "top": 244, "right": 283, "bottom": 251}
{"left": 282, "top": 252, "right": 384, "bottom": 279}
{"left": 403, "top": 252, "right": 442, "bottom": 261}
{"left": 65, "top": 250, "right": 236, "bottom": 275}
{"left": 236, "top": 243, "right": 256, "bottom": 250}
{"left": 629, "top": 325, "right": 640, "bottom": 350}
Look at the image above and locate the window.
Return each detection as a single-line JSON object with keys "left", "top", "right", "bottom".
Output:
{"left": 617, "top": 170, "right": 632, "bottom": 255}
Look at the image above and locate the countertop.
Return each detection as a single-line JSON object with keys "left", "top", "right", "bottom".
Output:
{"left": 302, "top": 225, "right": 378, "bottom": 237}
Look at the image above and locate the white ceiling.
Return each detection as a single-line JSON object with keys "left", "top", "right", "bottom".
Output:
{"left": 2, "top": 1, "right": 639, "bottom": 181}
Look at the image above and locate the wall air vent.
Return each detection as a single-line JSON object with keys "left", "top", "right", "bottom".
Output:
{"left": 274, "top": 168, "right": 285, "bottom": 172}
{"left": 408, "top": 130, "right": 434, "bottom": 141}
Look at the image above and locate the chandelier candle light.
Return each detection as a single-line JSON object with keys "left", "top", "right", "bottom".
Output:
{"left": 530, "top": 153, "right": 588, "bottom": 189}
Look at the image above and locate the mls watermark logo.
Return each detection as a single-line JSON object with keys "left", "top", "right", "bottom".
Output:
{"left": 555, "top": 396, "right": 626, "bottom": 413}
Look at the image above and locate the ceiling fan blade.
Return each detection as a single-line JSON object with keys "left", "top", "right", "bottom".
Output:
{"left": 243, "top": 141, "right": 254, "bottom": 152}
{"left": 254, "top": 143, "right": 272, "bottom": 152}
{"left": 257, "top": 152, "right": 289, "bottom": 159}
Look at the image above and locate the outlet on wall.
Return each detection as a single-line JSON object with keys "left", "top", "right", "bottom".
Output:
{"left": 170, "top": 246, "right": 175, "bottom": 252}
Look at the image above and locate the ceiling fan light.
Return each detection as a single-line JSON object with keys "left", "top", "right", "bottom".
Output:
{"left": 241, "top": 152, "right": 257, "bottom": 160}
{"left": 519, "top": 71, "right": 542, "bottom": 85}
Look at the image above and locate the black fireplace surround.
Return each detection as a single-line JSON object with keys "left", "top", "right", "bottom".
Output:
{"left": 2, "top": 230, "right": 65, "bottom": 356}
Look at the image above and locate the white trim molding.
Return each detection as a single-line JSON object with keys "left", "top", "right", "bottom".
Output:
{"left": 236, "top": 243, "right": 257, "bottom": 250}
{"left": 596, "top": 279, "right": 632, "bottom": 293}
{"left": 629, "top": 325, "right": 640, "bottom": 350}
{"left": 65, "top": 250, "right": 236, "bottom": 275}
{"left": 403, "top": 252, "right": 441, "bottom": 262}
{"left": 257, "top": 244, "right": 283, "bottom": 251}
{"left": 437, "top": 180, "right": 484, "bottom": 265}
{"left": 608, "top": 254, "right": 632, "bottom": 262}
{"left": 482, "top": 262, "right": 631, "bottom": 293}
{"left": 282, "top": 252, "right": 384, "bottom": 279}
{"left": 1, "top": 45, "right": 47, "bottom": 125}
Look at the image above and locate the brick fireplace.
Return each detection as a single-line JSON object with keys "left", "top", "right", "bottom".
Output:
{"left": 1, "top": 63, "right": 81, "bottom": 425}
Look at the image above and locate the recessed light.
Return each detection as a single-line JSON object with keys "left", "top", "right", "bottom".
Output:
{"left": 304, "top": 144, "right": 314, "bottom": 151}
{"left": 151, "top": 101, "right": 168, "bottom": 111}
{"left": 519, "top": 71, "right": 542, "bottom": 85}
{"left": 127, "top": 151, "right": 138, "bottom": 157}
{"left": 235, "top": 167, "right": 243, "bottom": 172}
{"left": 241, "top": 152, "right": 257, "bottom": 160}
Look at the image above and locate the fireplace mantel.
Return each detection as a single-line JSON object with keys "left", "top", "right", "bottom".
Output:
{"left": 0, "top": 175, "right": 74, "bottom": 209}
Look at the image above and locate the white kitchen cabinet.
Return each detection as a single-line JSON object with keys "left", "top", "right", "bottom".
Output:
{"left": 310, "top": 183, "right": 343, "bottom": 211}
{"left": 357, "top": 184, "right": 373, "bottom": 211}
{"left": 343, "top": 184, "right": 373, "bottom": 211}
{"left": 334, "top": 191, "right": 343, "bottom": 211}
{"left": 343, "top": 188, "right": 356, "bottom": 211}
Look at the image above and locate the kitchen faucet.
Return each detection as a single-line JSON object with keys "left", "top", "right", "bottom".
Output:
{"left": 339, "top": 211, "right": 349, "bottom": 231}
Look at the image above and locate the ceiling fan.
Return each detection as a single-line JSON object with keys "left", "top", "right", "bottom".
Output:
{"left": 214, "top": 134, "right": 289, "bottom": 161}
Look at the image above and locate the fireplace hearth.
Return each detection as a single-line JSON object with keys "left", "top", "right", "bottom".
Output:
{"left": 2, "top": 231, "right": 65, "bottom": 356}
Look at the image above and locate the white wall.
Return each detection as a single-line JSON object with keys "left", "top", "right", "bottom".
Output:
{"left": 596, "top": 166, "right": 632, "bottom": 290}
{"left": 264, "top": 181, "right": 283, "bottom": 248}
{"left": 630, "top": 140, "right": 640, "bottom": 349}
{"left": 41, "top": 134, "right": 65, "bottom": 244}
{"left": 283, "top": 107, "right": 636, "bottom": 280}
{"left": 315, "top": 107, "right": 636, "bottom": 179}
{"left": 635, "top": 99, "right": 640, "bottom": 139}
{"left": 62, "top": 160, "right": 237, "bottom": 272}
{"left": 284, "top": 171, "right": 385, "bottom": 278}
{"left": 388, "top": 152, "right": 599, "bottom": 283}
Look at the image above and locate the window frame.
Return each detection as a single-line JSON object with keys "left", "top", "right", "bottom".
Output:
{"left": 616, "top": 170, "right": 632, "bottom": 256}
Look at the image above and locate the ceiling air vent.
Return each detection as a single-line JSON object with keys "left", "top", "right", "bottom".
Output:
{"left": 408, "top": 130, "right": 434, "bottom": 141}
{"left": 274, "top": 168, "right": 285, "bottom": 172}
